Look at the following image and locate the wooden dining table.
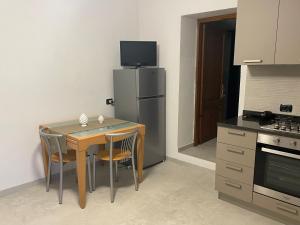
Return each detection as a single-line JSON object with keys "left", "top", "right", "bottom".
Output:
{"left": 39, "top": 117, "right": 145, "bottom": 209}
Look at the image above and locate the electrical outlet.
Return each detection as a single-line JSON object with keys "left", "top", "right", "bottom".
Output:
{"left": 280, "top": 104, "right": 293, "bottom": 113}
{"left": 106, "top": 98, "right": 114, "bottom": 105}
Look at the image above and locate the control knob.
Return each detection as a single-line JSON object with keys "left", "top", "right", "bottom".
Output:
{"left": 273, "top": 138, "right": 280, "bottom": 144}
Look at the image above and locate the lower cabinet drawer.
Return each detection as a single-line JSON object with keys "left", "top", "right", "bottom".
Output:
{"left": 215, "top": 175, "right": 253, "bottom": 203}
{"left": 253, "top": 193, "right": 300, "bottom": 223}
{"left": 216, "top": 159, "right": 254, "bottom": 185}
{"left": 217, "top": 126, "right": 257, "bottom": 150}
{"left": 216, "top": 142, "right": 256, "bottom": 167}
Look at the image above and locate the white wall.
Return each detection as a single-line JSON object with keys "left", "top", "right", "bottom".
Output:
{"left": 178, "top": 16, "right": 197, "bottom": 148}
{"left": 138, "top": 0, "right": 245, "bottom": 169}
{"left": 0, "top": 0, "right": 251, "bottom": 191}
{"left": 0, "top": 0, "right": 138, "bottom": 191}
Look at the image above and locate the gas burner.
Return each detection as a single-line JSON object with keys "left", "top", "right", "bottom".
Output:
{"left": 260, "top": 115, "right": 300, "bottom": 135}
{"left": 274, "top": 123, "right": 279, "bottom": 129}
{"left": 280, "top": 125, "right": 286, "bottom": 131}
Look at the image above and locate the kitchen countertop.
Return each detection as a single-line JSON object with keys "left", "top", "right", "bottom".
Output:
{"left": 218, "top": 116, "right": 300, "bottom": 139}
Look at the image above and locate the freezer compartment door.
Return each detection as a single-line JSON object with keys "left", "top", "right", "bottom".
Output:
{"left": 113, "top": 70, "right": 138, "bottom": 122}
{"left": 138, "top": 97, "right": 166, "bottom": 167}
{"left": 136, "top": 68, "right": 166, "bottom": 98}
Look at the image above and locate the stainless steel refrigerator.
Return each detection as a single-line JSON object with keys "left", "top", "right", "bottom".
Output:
{"left": 113, "top": 68, "right": 166, "bottom": 168}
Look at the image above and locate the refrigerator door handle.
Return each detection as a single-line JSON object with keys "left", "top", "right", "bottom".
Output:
{"left": 137, "top": 101, "right": 140, "bottom": 123}
{"left": 137, "top": 95, "right": 165, "bottom": 100}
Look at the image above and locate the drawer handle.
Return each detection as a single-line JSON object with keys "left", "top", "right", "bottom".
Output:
{"left": 243, "top": 59, "right": 263, "bottom": 63}
{"left": 276, "top": 204, "right": 298, "bottom": 215}
{"left": 227, "top": 149, "right": 245, "bottom": 155}
{"left": 224, "top": 181, "right": 242, "bottom": 189}
{"left": 225, "top": 165, "right": 243, "bottom": 172}
{"left": 227, "top": 131, "right": 246, "bottom": 136}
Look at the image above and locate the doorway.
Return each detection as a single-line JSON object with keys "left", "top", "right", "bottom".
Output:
{"left": 194, "top": 14, "right": 241, "bottom": 146}
{"left": 180, "top": 14, "right": 241, "bottom": 162}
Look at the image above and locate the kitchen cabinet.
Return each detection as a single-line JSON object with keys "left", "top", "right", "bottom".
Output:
{"left": 216, "top": 123, "right": 300, "bottom": 224}
{"left": 234, "top": 0, "right": 280, "bottom": 65}
{"left": 215, "top": 126, "right": 257, "bottom": 203}
{"left": 275, "top": 0, "right": 300, "bottom": 64}
{"left": 235, "top": 0, "right": 300, "bottom": 65}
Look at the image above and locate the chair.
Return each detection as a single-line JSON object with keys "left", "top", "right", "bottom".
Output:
{"left": 92, "top": 130, "right": 138, "bottom": 203}
{"left": 39, "top": 128, "right": 92, "bottom": 204}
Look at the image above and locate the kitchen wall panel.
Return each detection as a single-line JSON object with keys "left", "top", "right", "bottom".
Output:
{"left": 244, "top": 66, "right": 300, "bottom": 115}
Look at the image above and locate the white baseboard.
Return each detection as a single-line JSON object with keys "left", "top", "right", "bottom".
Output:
{"left": 167, "top": 153, "right": 216, "bottom": 171}
{"left": 0, "top": 155, "right": 215, "bottom": 196}
{"left": 0, "top": 166, "right": 78, "bottom": 196}
{"left": 0, "top": 178, "right": 44, "bottom": 197}
{"left": 178, "top": 143, "right": 194, "bottom": 152}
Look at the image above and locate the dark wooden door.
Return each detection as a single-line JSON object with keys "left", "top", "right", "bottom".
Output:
{"left": 197, "top": 22, "right": 225, "bottom": 144}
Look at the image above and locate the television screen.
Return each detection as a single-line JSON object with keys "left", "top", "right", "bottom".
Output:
{"left": 120, "top": 41, "right": 157, "bottom": 67}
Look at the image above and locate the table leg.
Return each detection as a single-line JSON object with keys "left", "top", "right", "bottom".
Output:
{"left": 41, "top": 138, "right": 49, "bottom": 177}
{"left": 137, "top": 133, "right": 145, "bottom": 183}
{"left": 76, "top": 150, "right": 86, "bottom": 209}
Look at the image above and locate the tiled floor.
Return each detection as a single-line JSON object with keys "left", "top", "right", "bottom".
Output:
{"left": 180, "top": 138, "right": 217, "bottom": 162}
{"left": 0, "top": 159, "right": 282, "bottom": 225}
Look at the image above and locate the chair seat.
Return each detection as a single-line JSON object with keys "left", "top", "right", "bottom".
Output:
{"left": 95, "top": 148, "right": 131, "bottom": 161}
{"left": 51, "top": 150, "right": 76, "bottom": 163}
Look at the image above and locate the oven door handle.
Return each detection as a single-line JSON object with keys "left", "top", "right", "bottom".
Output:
{"left": 261, "top": 147, "right": 300, "bottom": 160}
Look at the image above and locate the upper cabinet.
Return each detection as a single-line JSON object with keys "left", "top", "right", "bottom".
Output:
{"left": 275, "top": 0, "right": 300, "bottom": 64}
{"left": 234, "top": 0, "right": 280, "bottom": 65}
{"left": 234, "top": 0, "right": 300, "bottom": 65}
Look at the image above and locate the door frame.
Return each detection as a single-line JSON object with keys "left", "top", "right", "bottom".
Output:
{"left": 194, "top": 13, "right": 237, "bottom": 146}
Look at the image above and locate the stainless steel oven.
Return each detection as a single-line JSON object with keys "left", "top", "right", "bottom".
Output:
{"left": 254, "top": 133, "right": 300, "bottom": 206}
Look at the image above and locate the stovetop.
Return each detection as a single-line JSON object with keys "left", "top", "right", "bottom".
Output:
{"left": 260, "top": 115, "right": 300, "bottom": 135}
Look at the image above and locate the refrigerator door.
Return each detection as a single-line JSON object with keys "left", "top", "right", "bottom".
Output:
{"left": 136, "top": 68, "right": 166, "bottom": 98}
{"left": 113, "top": 69, "right": 138, "bottom": 122}
{"left": 138, "top": 96, "right": 166, "bottom": 167}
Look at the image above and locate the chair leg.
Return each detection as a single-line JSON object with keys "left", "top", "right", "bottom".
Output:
{"left": 110, "top": 159, "right": 114, "bottom": 203}
{"left": 59, "top": 163, "right": 63, "bottom": 204}
{"left": 131, "top": 157, "right": 138, "bottom": 191}
{"left": 93, "top": 155, "right": 96, "bottom": 191}
{"left": 115, "top": 161, "right": 119, "bottom": 182}
{"left": 46, "top": 161, "right": 51, "bottom": 192}
{"left": 87, "top": 156, "right": 92, "bottom": 193}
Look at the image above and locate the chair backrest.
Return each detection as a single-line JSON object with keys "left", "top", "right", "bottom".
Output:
{"left": 39, "top": 128, "right": 64, "bottom": 163}
{"left": 105, "top": 129, "right": 138, "bottom": 160}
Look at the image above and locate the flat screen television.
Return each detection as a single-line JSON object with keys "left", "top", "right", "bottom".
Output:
{"left": 120, "top": 41, "right": 157, "bottom": 67}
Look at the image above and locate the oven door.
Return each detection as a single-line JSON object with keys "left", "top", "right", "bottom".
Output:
{"left": 254, "top": 144, "right": 300, "bottom": 206}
